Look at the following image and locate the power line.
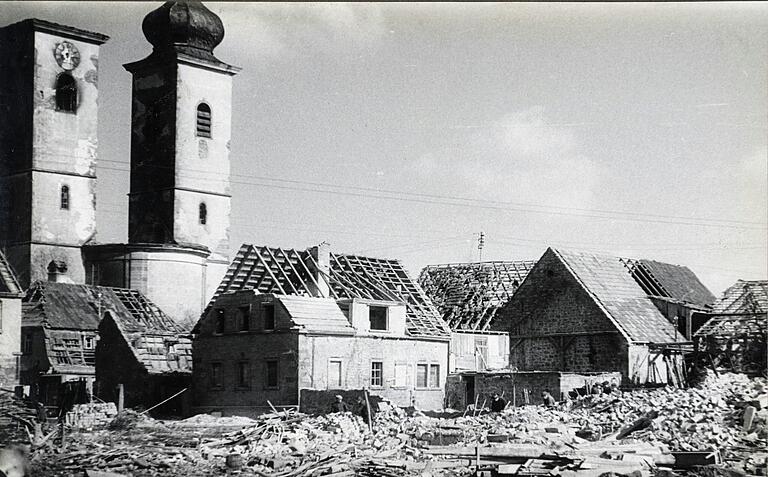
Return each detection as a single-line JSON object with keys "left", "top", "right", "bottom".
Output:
{"left": 57, "top": 155, "right": 767, "bottom": 230}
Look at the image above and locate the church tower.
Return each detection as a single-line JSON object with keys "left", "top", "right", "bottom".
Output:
{"left": 0, "top": 20, "right": 108, "bottom": 287}
{"left": 84, "top": 1, "right": 238, "bottom": 326}
{"left": 125, "top": 1, "right": 239, "bottom": 268}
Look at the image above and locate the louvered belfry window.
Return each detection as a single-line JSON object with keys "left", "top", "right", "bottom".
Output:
{"left": 196, "top": 103, "right": 212, "bottom": 138}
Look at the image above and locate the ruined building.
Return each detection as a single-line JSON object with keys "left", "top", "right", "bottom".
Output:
{"left": 695, "top": 280, "right": 767, "bottom": 375}
{"left": 491, "top": 248, "right": 680, "bottom": 384}
{"left": 19, "top": 280, "right": 178, "bottom": 407}
{"left": 96, "top": 303, "right": 193, "bottom": 416}
{"left": 419, "top": 261, "right": 536, "bottom": 372}
{"left": 192, "top": 243, "right": 451, "bottom": 415}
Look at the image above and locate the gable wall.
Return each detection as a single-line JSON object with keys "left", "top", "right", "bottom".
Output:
{"left": 493, "top": 250, "right": 629, "bottom": 376}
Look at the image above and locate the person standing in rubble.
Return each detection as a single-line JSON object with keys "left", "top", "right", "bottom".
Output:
{"left": 490, "top": 393, "right": 507, "bottom": 412}
{"left": 330, "top": 395, "right": 350, "bottom": 413}
{"left": 355, "top": 396, "right": 375, "bottom": 426}
{"left": 541, "top": 390, "right": 557, "bottom": 408}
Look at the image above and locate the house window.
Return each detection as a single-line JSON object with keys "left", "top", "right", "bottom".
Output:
{"left": 416, "top": 364, "right": 439, "bottom": 388}
{"left": 199, "top": 203, "right": 207, "bottom": 225}
{"left": 83, "top": 335, "right": 95, "bottom": 350}
{"left": 429, "top": 364, "right": 440, "bottom": 388}
{"left": 416, "top": 364, "right": 428, "bottom": 388}
{"left": 211, "top": 363, "right": 222, "bottom": 388}
{"left": 214, "top": 309, "right": 225, "bottom": 334}
{"left": 474, "top": 337, "right": 488, "bottom": 370}
{"left": 394, "top": 362, "right": 407, "bottom": 387}
{"left": 263, "top": 304, "right": 275, "bottom": 330}
{"left": 238, "top": 306, "right": 250, "bottom": 332}
{"left": 369, "top": 306, "right": 388, "bottom": 331}
{"left": 328, "top": 359, "right": 342, "bottom": 388}
{"left": 60, "top": 185, "right": 70, "bottom": 210}
{"left": 55, "top": 73, "right": 78, "bottom": 112}
{"left": 196, "top": 103, "right": 212, "bottom": 138}
{"left": 236, "top": 362, "right": 249, "bottom": 388}
{"left": 23, "top": 333, "right": 32, "bottom": 354}
{"left": 265, "top": 360, "right": 278, "bottom": 389}
{"left": 370, "top": 361, "right": 383, "bottom": 387}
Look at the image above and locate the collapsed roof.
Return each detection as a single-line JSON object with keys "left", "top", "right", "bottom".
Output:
{"left": 711, "top": 280, "right": 768, "bottom": 314}
{"left": 23, "top": 282, "right": 188, "bottom": 374}
{"left": 418, "top": 261, "right": 535, "bottom": 331}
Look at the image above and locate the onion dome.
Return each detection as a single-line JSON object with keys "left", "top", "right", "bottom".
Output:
{"left": 142, "top": 1, "right": 224, "bottom": 61}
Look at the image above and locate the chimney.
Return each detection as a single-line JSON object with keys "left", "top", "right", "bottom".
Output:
{"left": 308, "top": 242, "right": 331, "bottom": 298}
{"left": 47, "top": 260, "right": 74, "bottom": 284}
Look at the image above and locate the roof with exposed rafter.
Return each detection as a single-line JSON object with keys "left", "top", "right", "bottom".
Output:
{"left": 418, "top": 261, "right": 536, "bottom": 331}
{"left": 618, "top": 258, "right": 715, "bottom": 308}
{"left": 207, "top": 243, "right": 450, "bottom": 338}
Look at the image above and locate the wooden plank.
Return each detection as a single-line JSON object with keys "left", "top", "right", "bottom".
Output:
{"left": 252, "top": 247, "right": 287, "bottom": 295}
{"left": 264, "top": 247, "right": 300, "bottom": 295}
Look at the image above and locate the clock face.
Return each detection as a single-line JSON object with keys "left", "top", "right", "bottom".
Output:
{"left": 54, "top": 41, "right": 80, "bottom": 71}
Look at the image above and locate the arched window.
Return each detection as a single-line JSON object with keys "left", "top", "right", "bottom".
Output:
{"left": 196, "top": 103, "right": 211, "bottom": 138}
{"left": 199, "top": 202, "right": 207, "bottom": 225}
{"left": 60, "top": 185, "right": 70, "bottom": 210}
{"left": 55, "top": 73, "right": 78, "bottom": 112}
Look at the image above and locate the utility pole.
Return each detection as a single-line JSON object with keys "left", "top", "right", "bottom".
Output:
{"left": 478, "top": 232, "right": 485, "bottom": 262}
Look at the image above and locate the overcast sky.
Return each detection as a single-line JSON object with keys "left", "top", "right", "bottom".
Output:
{"left": 2, "top": 2, "right": 766, "bottom": 296}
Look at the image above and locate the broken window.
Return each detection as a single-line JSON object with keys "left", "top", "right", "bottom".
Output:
{"left": 265, "top": 360, "right": 278, "bottom": 388}
{"left": 328, "top": 359, "right": 342, "bottom": 388}
{"left": 428, "top": 364, "right": 440, "bottom": 388}
{"left": 263, "top": 304, "right": 275, "bottom": 330}
{"left": 238, "top": 306, "right": 250, "bottom": 332}
{"left": 236, "top": 362, "right": 249, "bottom": 388}
{"left": 370, "top": 361, "right": 383, "bottom": 387}
{"left": 60, "top": 185, "right": 70, "bottom": 210}
{"left": 211, "top": 363, "right": 222, "bottom": 388}
{"left": 416, "top": 364, "right": 428, "bottom": 388}
{"left": 196, "top": 103, "right": 212, "bottom": 138}
{"left": 214, "top": 309, "right": 225, "bottom": 334}
{"left": 55, "top": 73, "right": 78, "bottom": 112}
{"left": 369, "top": 306, "right": 388, "bottom": 331}
{"left": 199, "top": 203, "right": 207, "bottom": 225}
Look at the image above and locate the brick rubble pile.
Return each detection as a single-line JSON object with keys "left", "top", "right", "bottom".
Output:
{"left": 3, "top": 371, "right": 765, "bottom": 476}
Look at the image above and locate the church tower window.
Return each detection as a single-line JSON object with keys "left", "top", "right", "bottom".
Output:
{"left": 55, "top": 73, "right": 78, "bottom": 112}
{"left": 196, "top": 103, "right": 212, "bottom": 138}
{"left": 60, "top": 185, "right": 70, "bottom": 210}
{"left": 199, "top": 202, "right": 207, "bottom": 225}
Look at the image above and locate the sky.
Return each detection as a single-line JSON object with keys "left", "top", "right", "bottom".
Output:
{"left": 1, "top": 2, "right": 766, "bottom": 296}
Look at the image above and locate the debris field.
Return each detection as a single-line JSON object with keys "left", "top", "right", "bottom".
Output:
{"left": 1, "top": 372, "right": 766, "bottom": 477}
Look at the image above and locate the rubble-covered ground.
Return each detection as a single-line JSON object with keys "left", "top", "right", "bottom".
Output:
{"left": 1, "top": 371, "right": 765, "bottom": 477}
